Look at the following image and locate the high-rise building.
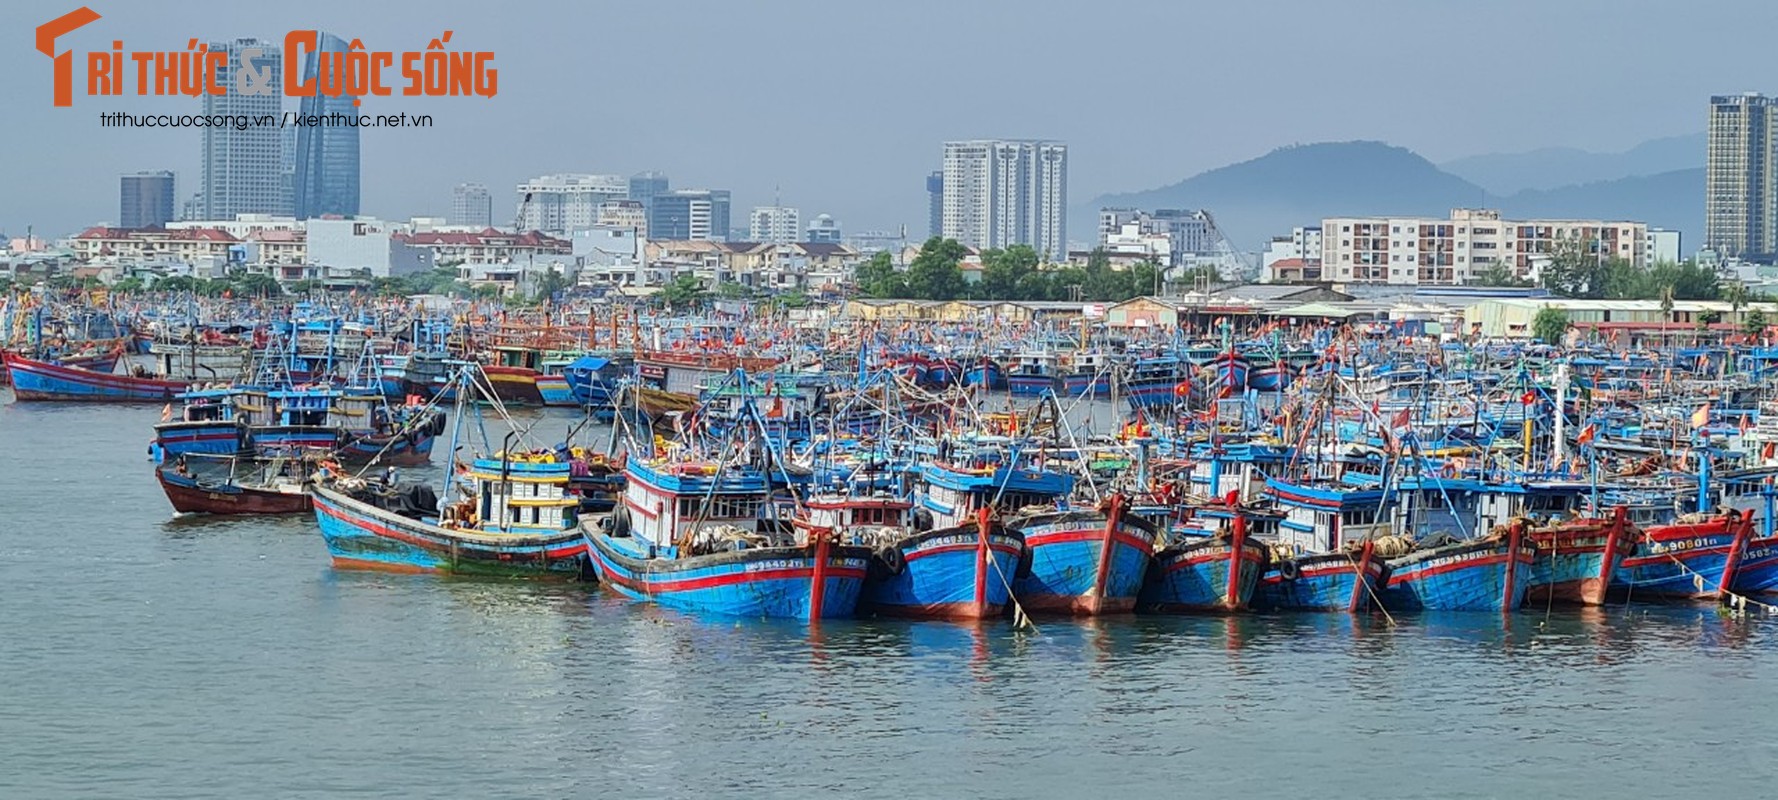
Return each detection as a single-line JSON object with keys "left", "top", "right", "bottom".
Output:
{"left": 201, "top": 39, "right": 286, "bottom": 219}
{"left": 629, "top": 172, "right": 669, "bottom": 217}
{"left": 926, "top": 171, "right": 944, "bottom": 239}
{"left": 596, "top": 200, "right": 648, "bottom": 236}
{"left": 650, "top": 189, "right": 731, "bottom": 241}
{"left": 748, "top": 206, "right": 800, "bottom": 243}
{"left": 940, "top": 140, "right": 1067, "bottom": 260}
{"left": 516, "top": 174, "right": 628, "bottom": 234}
{"left": 807, "top": 214, "right": 842, "bottom": 244}
{"left": 293, "top": 32, "right": 361, "bottom": 219}
{"left": 1706, "top": 93, "right": 1778, "bottom": 259}
{"left": 451, "top": 183, "right": 493, "bottom": 227}
{"left": 120, "top": 171, "right": 175, "bottom": 228}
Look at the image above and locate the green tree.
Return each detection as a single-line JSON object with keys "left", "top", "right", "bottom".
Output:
{"left": 713, "top": 281, "right": 752, "bottom": 299}
{"left": 904, "top": 237, "right": 967, "bottom": 300}
{"left": 1725, "top": 281, "right": 1749, "bottom": 317}
{"left": 111, "top": 276, "right": 146, "bottom": 294}
{"left": 658, "top": 275, "right": 705, "bottom": 308}
{"left": 233, "top": 273, "right": 282, "bottom": 298}
{"left": 534, "top": 269, "right": 569, "bottom": 302}
{"left": 977, "top": 245, "right": 1039, "bottom": 300}
{"left": 1532, "top": 306, "right": 1570, "bottom": 345}
{"left": 1744, "top": 308, "right": 1768, "bottom": 337}
{"left": 1476, "top": 262, "right": 1529, "bottom": 287}
{"left": 853, "top": 251, "right": 905, "bottom": 298}
{"left": 1121, "top": 261, "right": 1161, "bottom": 301}
{"left": 1539, "top": 238, "right": 1611, "bottom": 298}
{"left": 156, "top": 275, "right": 199, "bottom": 293}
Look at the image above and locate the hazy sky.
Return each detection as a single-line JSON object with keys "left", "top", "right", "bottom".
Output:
{"left": 2, "top": 0, "right": 1768, "bottom": 240}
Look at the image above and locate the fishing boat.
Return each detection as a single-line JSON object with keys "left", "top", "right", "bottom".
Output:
{"left": 1007, "top": 352, "right": 1062, "bottom": 397}
{"left": 960, "top": 357, "right": 1007, "bottom": 391}
{"left": 152, "top": 386, "right": 446, "bottom": 467}
{"left": 1614, "top": 510, "right": 1754, "bottom": 601}
{"left": 1379, "top": 521, "right": 1535, "bottom": 612}
{"left": 1523, "top": 507, "right": 1634, "bottom": 606}
{"left": 310, "top": 451, "right": 588, "bottom": 577}
{"left": 1137, "top": 494, "right": 1273, "bottom": 613}
{"left": 583, "top": 452, "right": 871, "bottom": 620}
{"left": 3, "top": 352, "right": 188, "bottom": 402}
{"left": 155, "top": 452, "right": 313, "bottom": 515}
{"left": 839, "top": 495, "right": 1025, "bottom": 621}
{"left": 1253, "top": 475, "right": 1394, "bottom": 612}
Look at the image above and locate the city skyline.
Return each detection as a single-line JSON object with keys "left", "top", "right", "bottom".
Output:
{"left": 2, "top": 0, "right": 1770, "bottom": 241}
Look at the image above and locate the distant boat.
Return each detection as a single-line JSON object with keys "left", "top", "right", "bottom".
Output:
{"left": 3, "top": 352, "right": 187, "bottom": 402}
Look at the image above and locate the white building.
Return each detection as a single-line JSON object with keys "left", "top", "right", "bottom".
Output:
{"left": 573, "top": 225, "right": 647, "bottom": 286}
{"left": 515, "top": 174, "right": 628, "bottom": 235}
{"left": 806, "top": 214, "right": 842, "bottom": 244}
{"left": 451, "top": 183, "right": 492, "bottom": 227}
{"left": 1100, "top": 220, "right": 1172, "bottom": 262}
{"left": 596, "top": 200, "right": 648, "bottom": 237}
{"left": 1097, "top": 208, "right": 1222, "bottom": 267}
{"left": 305, "top": 218, "right": 431, "bottom": 278}
{"left": 749, "top": 206, "right": 801, "bottom": 244}
{"left": 1321, "top": 209, "right": 1649, "bottom": 286}
{"left": 1647, "top": 228, "right": 1683, "bottom": 265}
{"left": 941, "top": 139, "right": 1067, "bottom": 260}
{"left": 1262, "top": 226, "right": 1324, "bottom": 282}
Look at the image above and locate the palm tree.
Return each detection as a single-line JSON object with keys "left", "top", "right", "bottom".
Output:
{"left": 1659, "top": 285, "right": 1675, "bottom": 353}
{"left": 1726, "top": 281, "right": 1749, "bottom": 334}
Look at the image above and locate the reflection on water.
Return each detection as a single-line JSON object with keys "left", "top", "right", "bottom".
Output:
{"left": 7, "top": 401, "right": 1778, "bottom": 797}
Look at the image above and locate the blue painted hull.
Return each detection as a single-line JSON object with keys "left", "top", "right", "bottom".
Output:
{"left": 1122, "top": 379, "right": 1176, "bottom": 408}
{"left": 861, "top": 525, "right": 1024, "bottom": 619}
{"left": 1615, "top": 518, "right": 1742, "bottom": 599}
{"left": 1139, "top": 536, "right": 1269, "bottom": 612}
{"left": 1010, "top": 510, "right": 1158, "bottom": 615}
{"left": 1732, "top": 536, "right": 1778, "bottom": 593}
{"left": 1252, "top": 550, "right": 1387, "bottom": 612}
{"left": 6, "top": 355, "right": 186, "bottom": 402}
{"left": 1246, "top": 365, "right": 1292, "bottom": 391}
{"left": 961, "top": 362, "right": 1006, "bottom": 390}
{"left": 585, "top": 531, "right": 868, "bottom": 620}
{"left": 311, "top": 486, "right": 587, "bottom": 577}
{"left": 1008, "top": 374, "right": 1058, "bottom": 397}
{"left": 1382, "top": 539, "right": 1534, "bottom": 612}
{"left": 1062, "top": 372, "right": 1110, "bottom": 397}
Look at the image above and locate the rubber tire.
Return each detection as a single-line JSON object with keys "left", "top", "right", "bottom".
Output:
{"left": 874, "top": 545, "right": 907, "bottom": 577}
{"left": 1277, "top": 559, "right": 1300, "bottom": 582}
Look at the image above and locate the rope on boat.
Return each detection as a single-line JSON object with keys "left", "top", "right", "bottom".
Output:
{"left": 1649, "top": 550, "right": 1778, "bottom": 616}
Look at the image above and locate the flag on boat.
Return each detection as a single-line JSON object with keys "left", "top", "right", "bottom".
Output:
{"left": 160, "top": 403, "right": 172, "bottom": 422}
{"left": 1691, "top": 403, "right": 1710, "bottom": 428}
{"left": 1576, "top": 424, "right": 1596, "bottom": 445}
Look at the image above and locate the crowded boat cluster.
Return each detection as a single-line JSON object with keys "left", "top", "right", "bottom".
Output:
{"left": 7, "top": 289, "right": 1778, "bottom": 623}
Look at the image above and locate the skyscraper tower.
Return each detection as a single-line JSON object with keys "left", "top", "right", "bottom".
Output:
{"left": 200, "top": 39, "right": 285, "bottom": 219}
{"left": 293, "top": 32, "right": 361, "bottom": 219}
{"left": 1706, "top": 93, "right": 1777, "bottom": 259}
{"left": 940, "top": 140, "right": 1067, "bottom": 260}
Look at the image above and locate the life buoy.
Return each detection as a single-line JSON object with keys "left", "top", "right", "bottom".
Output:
{"left": 1277, "top": 560, "right": 1301, "bottom": 581}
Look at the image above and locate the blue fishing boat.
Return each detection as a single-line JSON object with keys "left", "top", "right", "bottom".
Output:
{"left": 999, "top": 491, "right": 1158, "bottom": 616}
{"left": 310, "top": 452, "right": 588, "bottom": 577}
{"left": 1524, "top": 508, "right": 1633, "bottom": 606}
{"left": 1007, "top": 352, "right": 1062, "bottom": 397}
{"left": 1138, "top": 497, "right": 1272, "bottom": 613}
{"left": 961, "top": 357, "right": 1007, "bottom": 391}
{"left": 152, "top": 386, "right": 445, "bottom": 466}
{"left": 1380, "top": 523, "right": 1534, "bottom": 612}
{"left": 1120, "top": 357, "right": 1181, "bottom": 408}
{"left": 4, "top": 352, "right": 187, "bottom": 402}
{"left": 583, "top": 453, "right": 870, "bottom": 620}
{"left": 1255, "top": 476, "right": 1395, "bottom": 612}
{"left": 1246, "top": 363, "right": 1294, "bottom": 391}
{"left": 821, "top": 496, "right": 1024, "bottom": 621}
{"left": 1615, "top": 511, "right": 1753, "bottom": 600}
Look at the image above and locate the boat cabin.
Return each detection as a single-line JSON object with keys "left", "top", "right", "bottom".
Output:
{"left": 446, "top": 453, "right": 580, "bottom": 533}
{"left": 620, "top": 454, "right": 773, "bottom": 552}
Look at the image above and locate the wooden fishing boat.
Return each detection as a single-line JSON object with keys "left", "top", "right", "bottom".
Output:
{"left": 1380, "top": 522, "right": 1535, "bottom": 612}
{"left": 960, "top": 357, "right": 1006, "bottom": 391}
{"left": 1255, "top": 476, "right": 1394, "bottom": 612}
{"left": 843, "top": 498, "right": 1025, "bottom": 621}
{"left": 156, "top": 452, "right": 313, "bottom": 515}
{"left": 3, "top": 352, "right": 187, "bottom": 402}
{"left": 1009, "top": 495, "right": 1161, "bottom": 615}
{"left": 1614, "top": 510, "right": 1754, "bottom": 601}
{"left": 1138, "top": 497, "right": 1272, "bottom": 613}
{"left": 1524, "top": 507, "right": 1634, "bottom": 606}
{"left": 583, "top": 453, "right": 870, "bottom": 620}
{"left": 310, "top": 452, "right": 588, "bottom": 577}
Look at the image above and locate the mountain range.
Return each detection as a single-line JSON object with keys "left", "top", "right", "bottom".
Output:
{"left": 1085, "top": 137, "right": 1706, "bottom": 257}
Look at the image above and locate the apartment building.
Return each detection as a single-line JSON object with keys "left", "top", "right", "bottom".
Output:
{"left": 1321, "top": 209, "right": 1647, "bottom": 285}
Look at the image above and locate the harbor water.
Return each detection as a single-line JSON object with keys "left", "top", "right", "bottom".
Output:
{"left": 4, "top": 401, "right": 1778, "bottom": 798}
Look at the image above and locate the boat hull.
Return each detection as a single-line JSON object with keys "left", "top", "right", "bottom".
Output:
{"left": 1526, "top": 518, "right": 1630, "bottom": 606}
{"left": 5, "top": 354, "right": 186, "bottom": 402}
{"left": 1140, "top": 536, "right": 1270, "bottom": 612}
{"left": 1007, "top": 374, "right": 1059, "bottom": 397}
{"left": 1010, "top": 510, "right": 1158, "bottom": 615}
{"left": 311, "top": 486, "right": 586, "bottom": 577}
{"left": 585, "top": 531, "right": 868, "bottom": 620}
{"left": 1382, "top": 539, "right": 1535, "bottom": 612}
{"left": 1614, "top": 517, "right": 1746, "bottom": 600}
{"left": 1732, "top": 536, "right": 1778, "bottom": 594}
{"left": 1252, "top": 548, "right": 1387, "bottom": 612}
{"left": 157, "top": 468, "right": 311, "bottom": 515}
{"left": 861, "top": 525, "right": 1024, "bottom": 620}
